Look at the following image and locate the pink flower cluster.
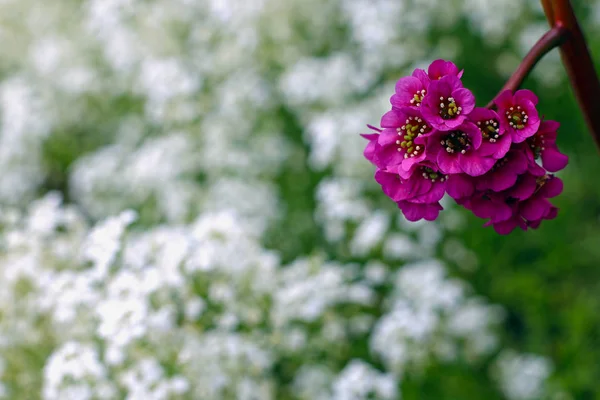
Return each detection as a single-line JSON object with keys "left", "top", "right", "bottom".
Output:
{"left": 362, "top": 60, "right": 568, "bottom": 234}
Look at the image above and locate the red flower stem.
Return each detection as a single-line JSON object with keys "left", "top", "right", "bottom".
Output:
{"left": 548, "top": 0, "right": 600, "bottom": 151}
{"left": 486, "top": 26, "right": 569, "bottom": 108}
{"left": 541, "top": 0, "right": 554, "bottom": 24}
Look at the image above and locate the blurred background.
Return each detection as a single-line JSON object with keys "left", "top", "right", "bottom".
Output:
{"left": 0, "top": 0, "right": 598, "bottom": 399}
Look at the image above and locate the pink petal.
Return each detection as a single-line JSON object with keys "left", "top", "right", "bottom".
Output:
{"left": 437, "top": 151, "right": 462, "bottom": 174}
{"left": 428, "top": 59, "right": 460, "bottom": 80}
{"left": 446, "top": 174, "right": 474, "bottom": 199}
{"left": 421, "top": 203, "right": 443, "bottom": 221}
{"left": 361, "top": 134, "right": 379, "bottom": 163}
{"left": 469, "top": 107, "right": 498, "bottom": 122}
{"left": 400, "top": 152, "right": 427, "bottom": 178}
{"left": 420, "top": 102, "right": 443, "bottom": 128}
{"left": 521, "top": 197, "right": 551, "bottom": 221}
{"left": 494, "top": 90, "right": 513, "bottom": 110}
{"left": 380, "top": 110, "right": 403, "bottom": 128}
{"left": 377, "top": 128, "right": 400, "bottom": 146}
{"left": 459, "top": 153, "right": 496, "bottom": 177}
{"left": 479, "top": 134, "right": 511, "bottom": 159}
{"left": 453, "top": 88, "right": 475, "bottom": 115}
{"left": 410, "top": 181, "right": 446, "bottom": 203}
{"left": 440, "top": 116, "right": 467, "bottom": 130}
{"left": 360, "top": 133, "right": 378, "bottom": 141}
{"left": 488, "top": 170, "right": 518, "bottom": 192}
{"left": 462, "top": 122, "right": 482, "bottom": 149}
{"left": 528, "top": 160, "right": 546, "bottom": 177}
{"left": 539, "top": 176, "right": 563, "bottom": 198}
{"left": 541, "top": 147, "right": 569, "bottom": 172}
{"left": 492, "top": 217, "right": 524, "bottom": 235}
{"left": 412, "top": 68, "right": 430, "bottom": 86}
{"left": 395, "top": 76, "right": 422, "bottom": 96}
{"left": 469, "top": 196, "right": 499, "bottom": 220}
{"left": 398, "top": 201, "right": 443, "bottom": 221}
{"left": 515, "top": 89, "right": 538, "bottom": 106}
{"left": 538, "top": 120, "right": 560, "bottom": 137}
{"left": 509, "top": 173, "right": 537, "bottom": 200}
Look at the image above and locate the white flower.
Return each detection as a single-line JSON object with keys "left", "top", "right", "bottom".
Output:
{"left": 332, "top": 360, "right": 398, "bottom": 400}
{"left": 495, "top": 351, "right": 553, "bottom": 400}
{"left": 43, "top": 342, "right": 116, "bottom": 400}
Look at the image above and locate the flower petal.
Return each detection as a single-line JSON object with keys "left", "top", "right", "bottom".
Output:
{"left": 428, "top": 59, "right": 461, "bottom": 80}
{"left": 377, "top": 128, "right": 400, "bottom": 146}
{"left": 437, "top": 151, "right": 462, "bottom": 174}
{"left": 509, "top": 173, "right": 537, "bottom": 200}
{"left": 410, "top": 181, "right": 446, "bottom": 203}
{"left": 446, "top": 174, "right": 474, "bottom": 199}
{"left": 361, "top": 133, "right": 379, "bottom": 164}
{"left": 380, "top": 110, "right": 403, "bottom": 128}
{"left": 459, "top": 153, "right": 496, "bottom": 177}
{"left": 453, "top": 88, "right": 475, "bottom": 115}
{"left": 488, "top": 169, "right": 518, "bottom": 192}
{"left": 539, "top": 176, "right": 563, "bottom": 198}
{"left": 514, "top": 89, "right": 538, "bottom": 106}
{"left": 494, "top": 90, "right": 513, "bottom": 109}
{"left": 398, "top": 201, "right": 443, "bottom": 221}
{"left": 412, "top": 68, "right": 430, "bottom": 86}
{"left": 492, "top": 217, "right": 525, "bottom": 235}
{"left": 541, "top": 147, "right": 569, "bottom": 172}
{"left": 521, "top": 197, "right": 551, "bottom": 221}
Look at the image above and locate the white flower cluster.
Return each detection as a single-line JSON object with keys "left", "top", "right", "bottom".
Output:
{"left": 0, "top": 0, "right": 565, "bottom": 398}
{"left": 371, "top": 261, "right": 503, "bottom": 374}
{"left": 494, "top": 351, "right": 554, "bottom": 400}
{"left": 0, "top": 195, "right": 500, "bottom": 399}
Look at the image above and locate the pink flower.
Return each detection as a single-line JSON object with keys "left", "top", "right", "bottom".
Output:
{"left": 485, "top": 208, "right": 528, "bottom": 235}
{"left": 376, "top": 108, "right": 435, "bottom": 178}
{"left": 360, "top": 125, "right": 383, "bottom": 165}
{"left": 361, "top": 60, "right": 567, "bottom": 233}
{"left": 469, "top": 108, "right": 511, "bottom": 159}
{"left": 504, "top": 172, "right": 538, "bottom": 201}
{"left": 527, "top": 206, "right": 558, "bottom": 230}
{"left": 374, "top": 166, "right": 447, "bottom": 222}
{"left": 520, "top": 174, "right": 563, "bottom": 222}
{"left": 526, "top": 120, "right": 569, "bottom": 172}
{"left": 446, "top": 174, "right": 476, "bottom": 200}
{"left": 460, "top": 191, "right": 513, "bottom": 223}
{"left": 374, "top": 166, "right": 446, "bottom": 203}
{"left": 428, "top": 122, "right": 496, "bottom": 176}
{"left": 397, "top": 201, "right": 443, "bottom": 221}
{"left": 361, "top": 133, "right": 379, "bottom": 164}
{"left": 421, "top": 75, "right": 475, "bottom": 130}
{"left": 485, "top": 174, "right": 563, "bottom": 234}
{"left": 427, "top": 59, "right": 464, "bottom": 80}
{"left": 475, "top": 148, "right": 529, "bottom": 192}
{"left": 494, "top": 89, "right": 541, "bottom": 143}
{"left": 390, "top": 69, "right": 430, "bottom": 109}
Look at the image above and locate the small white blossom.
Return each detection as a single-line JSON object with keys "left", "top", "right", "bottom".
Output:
{"left": 495, "top": 351, "right": 553, "bottom": 400}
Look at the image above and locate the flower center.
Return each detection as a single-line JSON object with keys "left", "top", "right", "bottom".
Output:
{"left": 395, "top": 116, "right": 430, "bottom": 158}
{"left": 438, "top": 96, "right": 462, "bottom": 119}
{"left": 440, "top": 130, "right": 471, "bottom": 155}
{"left": 421, "top": 167, "right": 446, "bottom": 183}
{"left": 527, "top": 133, "right": 545, "bottom": 159}
{"left": 477, "top": 119, "right": 500, "bottom": 143}
{"left": 410, "top": 89, "right": 426, "bottom": 106}
{"left": 505, "top": 106, "right": 528, "bottom": 130}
